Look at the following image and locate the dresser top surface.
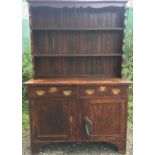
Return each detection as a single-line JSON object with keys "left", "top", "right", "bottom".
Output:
{"left": 25, "top": 78, "right": 131, "bottom": 85}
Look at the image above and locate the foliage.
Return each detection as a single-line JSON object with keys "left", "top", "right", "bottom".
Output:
{"left": 22, "top": 19, "right": 30, "bottom": 52}
{"left": 22, "top": 100, "right": 30, "bottom": 132}
{"left": 124, "top": 8, "right": 133, "bottom": 57}
{"left": 123, "top": 8, "right": 133, "bottom": 128}
{"left": 22, "top": 8, "right": 133, "bottom": 132}
{"left": 22, "top": 45, "right": 32, "bottom": 132}
{"left": 124, "top": 9, "right": 133, "bottom": 83}
{"left": 128, "top": 101, "right": 133, "bottom": 129}
{"left": 22, "top": 20, "right": 32, "bottom": 132}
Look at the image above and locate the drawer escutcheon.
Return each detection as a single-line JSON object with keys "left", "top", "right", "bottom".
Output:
{"left": 112, "top": 88, "right": 120, "bottom": 95}
{"left": 99, "top": 86, "right": 107, "bottom": 92}
{"left": 63, "top": 90, "right": 72, "bottom": 96}
{"left": 36, "top": 90, "right": 45, "bottom": 96}
{"left": 49, "top": 87, "right": 57, "bottom": 93}
{"left": 85, "top": 89, "right": 95, "bottom": 95}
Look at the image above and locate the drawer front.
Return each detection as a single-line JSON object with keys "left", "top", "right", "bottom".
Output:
{"left": 79, "top": 85, "right": 127, "bottom": 97}
{"left": 29, "top": 86, "right": 77, "bottom": 98}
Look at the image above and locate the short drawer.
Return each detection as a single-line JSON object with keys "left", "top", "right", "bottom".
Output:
{"left": 29, "top": 86, "right": 77, "bottom": 98}
{"left": 79, "top": 85, "right": 127, "bottom": 97}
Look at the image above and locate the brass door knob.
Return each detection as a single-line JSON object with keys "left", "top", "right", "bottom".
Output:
{"left": 63, "top": 90, "right": 72, "bottom": 96}
{"left": 85, "top": 89, "right": 95, "bottom": 95}
{"left": 36, "top": 90, "right": 45, "bottom": 96}
{"left": 112, "top": 88, "right": 120, "bottom": 95}
{"left": 99, "top": 86, "right": 106, "bottom": 92}
{"left": 49, "top": 87, "right": 57, "bottom": 93}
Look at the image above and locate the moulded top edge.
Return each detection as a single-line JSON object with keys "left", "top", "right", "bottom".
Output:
{"left": 24, "top": 78, "right": 132, "bottom": 85}
{"left": 27, "top": 0, "right": 128, "bottom": 7}
{"left": 28, "top": 2, "right": 127, "bottom": 8}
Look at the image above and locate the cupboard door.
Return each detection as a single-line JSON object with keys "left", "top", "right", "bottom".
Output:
{"left": 30, "top": 98, "right": 74, "bottom": 141}
{"left": 80, "top": 98, "right": 126, "bottom": 140}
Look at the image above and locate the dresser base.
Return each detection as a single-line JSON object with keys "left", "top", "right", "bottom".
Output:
{"left": 26, "top": 78, "right": 130, "bottom": 154}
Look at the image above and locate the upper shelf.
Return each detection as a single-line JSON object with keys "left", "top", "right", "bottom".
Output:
{"left": 31, "top": 27, "right": 124, "bottom": 31}
{"left": 28, "top": 0, "right": 128, "bottom": 8}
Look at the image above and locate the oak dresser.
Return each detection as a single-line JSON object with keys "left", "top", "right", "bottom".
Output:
{"left": 25, "top": 0, "right": 131, "bottom": 153}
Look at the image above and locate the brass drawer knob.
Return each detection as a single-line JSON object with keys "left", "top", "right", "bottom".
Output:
{"left": 63, "top": 90, "right": 72, "bottom": 96}
{"left": 36, "top": 90, "right": 45, "bottom": 96}
{"left": 85, "top": 89, "right": 95, "bottom": 95}
{"left": 112, "top": 88, "right": 120, "bottom": 95}
{"left": 49, "top": 87, "right": 57, "bottom": 93}
{"left": 99, "top": 86, "right": 106, "bottom": 92}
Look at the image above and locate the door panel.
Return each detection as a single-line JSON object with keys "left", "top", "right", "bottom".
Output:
{"left": 80, "top": 99, "right": 126, "bottom": 139}
{"left": 30, "top": 98, "right": 74, "bottom": 140}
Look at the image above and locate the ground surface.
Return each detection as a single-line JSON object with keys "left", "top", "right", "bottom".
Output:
{"left": 22, "top": 129, "right": 132, "bottom": 155}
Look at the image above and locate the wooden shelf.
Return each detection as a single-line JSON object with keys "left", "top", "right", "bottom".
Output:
{"left": 33, "top": 53, "right": 123, "bottom": 57}
{"left": 31, "top": 27, "right": 124, "bottom": 31}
